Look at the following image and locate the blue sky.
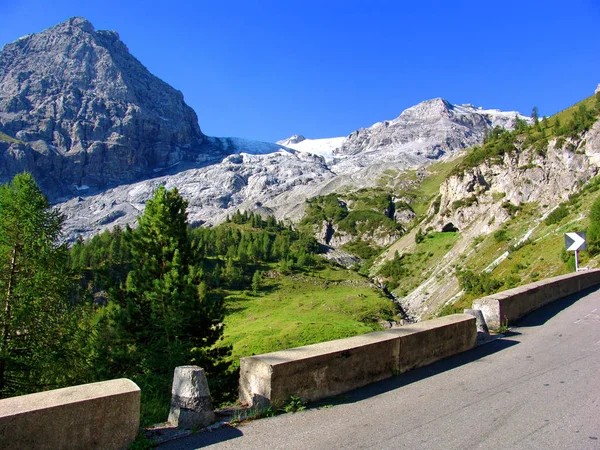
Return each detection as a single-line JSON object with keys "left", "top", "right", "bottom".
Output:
{"left": 2, "top": 0, "right": 600, "bottom": 143}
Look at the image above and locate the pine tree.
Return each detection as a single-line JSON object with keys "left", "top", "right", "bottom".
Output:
{"left": 106, "top": 186, "right": 229, "bottom": 405}
{"left": 0, "top": 173, "right": 74, "bottom": 397}
{"left": 531, "top": 106, "right": 539, "bottom": 124}
{"left": 252, "top": 270, "right": 262, "bottom": 294}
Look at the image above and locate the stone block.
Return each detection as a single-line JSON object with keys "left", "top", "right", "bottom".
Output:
{"left": 473, "top": 269, "right": 600, "bottom": 329}
{"left": 168, "top": 366, "right": 215, "bottom": 429}
{"left": 0, "top": 379, "right": 140, "bottom": 450}
{"left": 239, "top": 314, "right": 476, "bottom": 407}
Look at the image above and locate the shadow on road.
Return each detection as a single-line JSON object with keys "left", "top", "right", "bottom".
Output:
{"left": 317, "top": 335, "right": 520, "bottom": 407}
{"left": 156, "top": 425, "right": 244, "bottom": 449}
{"left": 514, "top": 284, "right": 600, "bottom": 328}
{"left": 157, "top": 284, "right": 600, "bottom": 449}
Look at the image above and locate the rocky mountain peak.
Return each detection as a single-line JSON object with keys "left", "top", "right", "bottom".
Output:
{"left": 277, "top": 134, "right": 306, "bottom": 146}
{"left": 331, "top": 98, "right": 506, "bottom": 169}
{"left": 0, "top": 17, "right": 209, "bottom": 199}
{"left": 398, "top": 97, "right": 453, "bottom": 121}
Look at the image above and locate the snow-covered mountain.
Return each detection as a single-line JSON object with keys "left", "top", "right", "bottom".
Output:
{"left": 329, "top": 98, "right": 527, "bottom": 174}
{"left": 59, "top": 98, "right": 528, "bottom": 240}
{"left": 278, "top": 99, "right": 528, "bottom": 175}
{"left": 276, "top": 135, "right": 345, "bottom": 163}
{"left": 0, "top": 18, "right": 531, "bottom": 241}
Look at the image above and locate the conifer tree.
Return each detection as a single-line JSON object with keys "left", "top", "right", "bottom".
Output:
{"left": 252, "top": 270, "right": 262, "bottom": 294}
{"left": 531, "top": 106, "right": 539, "bottom": 124}
{"left": 0, "top": 173, "right": 74, "bottom": 397}
{"left": 106, "top": 186, "right": 229, "bottom": 400}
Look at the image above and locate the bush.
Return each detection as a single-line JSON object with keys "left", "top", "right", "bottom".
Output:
{"left": 587, "top": 196, "right": 600, "bottom": 255}
{"left": 544, "top": 205, "right": 569, "bottom": 226}
{"left": 494, "top": 228, "right": 509, "bottom": 242}
{"left": 342, "top": 240, "right": 382, "bottom": 260}
{"left": 452, "top": 195, "right": 477, "bottom": 210}
{"left": 502, "top": 201, "right": 522, "bottom": 217}
{"left": 457, "top": 269, "right": 503, "bottom": 296}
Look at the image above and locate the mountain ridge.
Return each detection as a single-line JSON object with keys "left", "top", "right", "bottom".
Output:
{"left": 0, "top": 18, "right": 530, "bottom": 243}
{"left": 0, "top": 17, "right": 211, "bottom": 199}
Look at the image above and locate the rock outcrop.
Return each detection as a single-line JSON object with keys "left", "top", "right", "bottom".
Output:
{"left": 0, "top": 17, "right": 211, "bottom": 200}
{"left": 431, "top": 125, "right": 600, "bottom": 234}
{"left": 0, "top": 18, "right": 529, "bottom": 241}
{"left": 330, "top": 99, "right": 528, "bottom": 175}
{"left": 383, "top": 119, "right": 600, "bottom": 320}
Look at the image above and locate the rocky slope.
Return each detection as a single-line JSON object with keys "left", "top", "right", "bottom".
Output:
{"left": 59, "top": 94, "right": 526, "bottom": 241}
{"left": 0, "top": 17, "right": 214, "bottom": 199}
{"left": 60, "top": 144, "right": 334, "bottom": 238}
{"left": 376, "top": 115, "right": 600, "bottom": 319}
{"left": 0, "top": 18, "right": 528, "bottom": 241}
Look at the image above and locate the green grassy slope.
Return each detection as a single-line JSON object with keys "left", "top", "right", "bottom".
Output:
{"left": 369, "top": 93, "right": 600, "bottom": 318}
{"left": 217, "top": 266, "right": 400, "bottom": 365}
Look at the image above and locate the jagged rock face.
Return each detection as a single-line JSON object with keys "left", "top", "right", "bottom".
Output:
{"left": 60, "top": 147, "right": 335, "bottom": 239}
{"left": 0, "top": 17, "right": 208, "bottom": 199}
{"left": 431, "top": 123, "right": 600, "bottom": 234}
{"left": 331, "top": 98, "right": 527, "bottom": 174}
{"left": 313, "top": 219, "right": 402, "bottom": 249}
{"left": 394, "top": 207, "right": 416, "bottom": 224}
{"left": 0, "top": 18, "right": 531, "bottom": 241}
{"left": 276, "top": 134, "right": 306, "bottom": 146}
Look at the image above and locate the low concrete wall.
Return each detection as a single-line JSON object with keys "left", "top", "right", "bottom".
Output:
{"left": 0, "top": 378, "right": 140, "bottom": 450}
{"left": 239, "top": 314, "right": 476, "bottom": 407}
{"left": 472, "top": 269, "right": 600, "bottom": 330}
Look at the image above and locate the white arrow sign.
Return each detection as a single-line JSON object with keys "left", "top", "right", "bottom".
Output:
{"left": 565, "top": 232, "right": 586, "bottom": 251}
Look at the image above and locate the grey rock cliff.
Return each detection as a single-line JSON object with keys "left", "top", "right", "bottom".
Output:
{"left": 0, "top": 18, "right": 531, "bottom": 242}
{"left": 0, "top": 17, "right": 210, "bottom": 199}
{"left": 331, "top": 99, "right": 527, "bottom": 175}
{"left": 385, "top": 119, "right": 600, "bottom": 320}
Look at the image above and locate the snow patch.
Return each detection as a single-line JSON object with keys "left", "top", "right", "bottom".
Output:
{"left": 277, "top": 136, "right": 345, "bottom": 163}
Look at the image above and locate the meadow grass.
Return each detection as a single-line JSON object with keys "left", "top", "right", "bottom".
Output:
{"left": 217, "top": 266, "right": 399, "bottom": 362}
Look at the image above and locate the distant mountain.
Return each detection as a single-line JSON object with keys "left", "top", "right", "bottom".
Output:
{"left": 59, "top": 96, "right": 526, "bottom": 241}
{"left": 0, "top": 17, "right": 217, "bottom": 199}
{"left": 0, "top": 18, "right": 529, "bottom": 240}
{"left": 280, "top": 99, "right": 528, "bottom": 175}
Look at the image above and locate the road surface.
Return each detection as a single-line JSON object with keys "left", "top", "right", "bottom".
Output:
{"left": 160, "top": 287, "right": 600, "bottom": 449}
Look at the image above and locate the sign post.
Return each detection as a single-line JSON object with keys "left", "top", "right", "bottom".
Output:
{"left": 564, "top": 232, "right": 587, "bottom": 271}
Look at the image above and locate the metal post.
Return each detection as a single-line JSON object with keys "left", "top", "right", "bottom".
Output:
{"left": 575, "top": 250, "right": 579, "bottom": 272}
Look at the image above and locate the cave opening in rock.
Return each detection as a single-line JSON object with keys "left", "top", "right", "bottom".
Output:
{"left": 442, "top": 222, "right": 459, "bottom": 232}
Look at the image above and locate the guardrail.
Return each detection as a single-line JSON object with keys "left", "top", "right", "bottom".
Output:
{"left": 0, "top": 378, "right": 140, "bottom": 450}
{"left": 239, "top": 314, "right": 476, "bottom": 407}
{"left": 472, "top": 269, "right": 600, "bottom": 329}
{"left": 4, "top": 271, "right": 597, "bottom": 445}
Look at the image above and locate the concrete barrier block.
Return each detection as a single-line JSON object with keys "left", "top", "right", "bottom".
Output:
{"left": 392, "top": 315, "right": 477, "bottom": 373}
{"left": 464, "top": 308, "right": 490, "bottom": 336}
{"left": 0, "top": 379, "right": 140, "bottom": 450}
{"left": 240, "top": 331, "right": 399, "bottom": 406}
{"left": 239, "top": 314, "right": 477, "bottom": 407}
{"left": 473, "top": 269, "right": 600, "bottom": 329}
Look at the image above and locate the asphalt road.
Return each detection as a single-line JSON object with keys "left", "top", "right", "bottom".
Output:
{"left": 160, "top": 287, "right": 600, "bottom": 450}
